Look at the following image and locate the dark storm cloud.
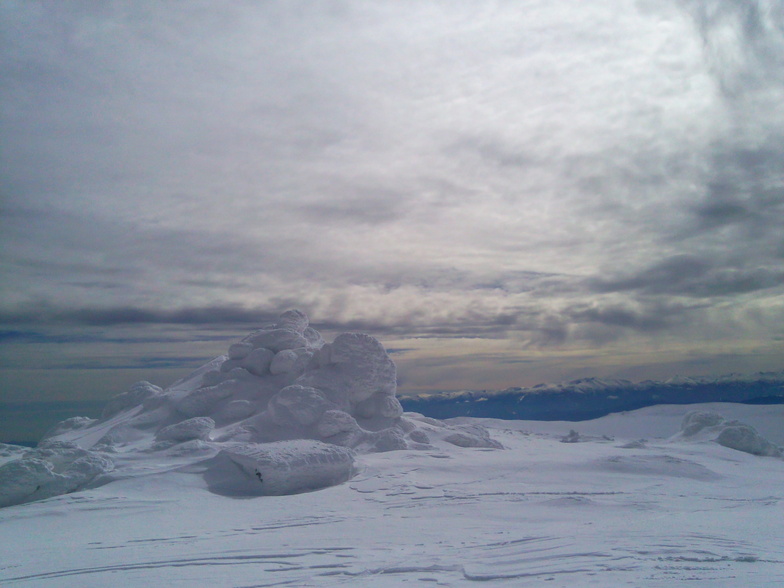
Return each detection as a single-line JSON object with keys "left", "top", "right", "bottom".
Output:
{"left": 0, "top": 305, "right": 277, "bottom": 327}
{"left": 0, "top": 329, "right": 237, "bottom": 345}
{"left": 680, "top": 0, "right": 784, "bottom": 95}
{"left": 588, "top": 255, "right": 784, "bottom": 298}
{"left": 684, "top": 141, "right": 784, "bottom": 237}
{"left": 25, "top": 356, "right": 212, "bottom": 371}
{"left": 691, "top": 198, "right": 754, "bottom": 230}
{"left": 567, "top": 301, "right": 685, "bottom": 332}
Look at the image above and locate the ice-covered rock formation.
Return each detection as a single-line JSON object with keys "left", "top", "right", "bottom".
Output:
{"left": 673, "top": 411, "right": 782, "bottom": 457}
{"left": 0, "top": 441, "right": 113, "bottom": 508}
{"left": 204, "top": 440, "right": 356, "bottom": 496}
{"left": 0, "top": 311, "right": 500, "bottom": 507}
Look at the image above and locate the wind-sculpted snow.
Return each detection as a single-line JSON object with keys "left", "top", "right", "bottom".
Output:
{"left": 204, "top": 440, "right": 356, "bottom": 496}
{"left": 0, "top": 441, "right": 113, "bottom": 508}
{"left": 674, "top": 410, "right": 782, "bottom": 457}
{"left": 2, "top": 403, "right": 783, "bottom": 587}
{"left": 0, "top": 311, "right": 499, "bottom": 507}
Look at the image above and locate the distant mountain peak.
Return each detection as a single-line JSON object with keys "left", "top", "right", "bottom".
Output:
{"left": 401, "top": 369, "right": 784, "bottom": 422}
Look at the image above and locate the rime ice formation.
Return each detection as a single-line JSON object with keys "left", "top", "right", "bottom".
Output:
{"left": 0, "top": 441, "right": 113, "bottom": 509}
{"left": 674, "top": 411, "right": 782, "bottom": 457}
{"left": 0, "top": 311, "right": 500, "bottom": 507}
{"left": 205, "top": 440, "right": 356, "bottom": 496}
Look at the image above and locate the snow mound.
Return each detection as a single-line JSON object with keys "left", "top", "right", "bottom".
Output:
{"left": 2, "top": 310, "right": 501, "bottom": 507}
{"left": 204, "top": 440, "right": 355, "bottom": 496}
{"left": 675, "top": 411, "right": 782, "bottom": 457}
{"left": 0, "top": 442, "right": 113, "bottom": 508}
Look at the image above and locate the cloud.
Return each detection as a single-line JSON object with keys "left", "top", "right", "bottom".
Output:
{"left": 0, "top": 305, "right": 277, "bottom": 327}
{"left": 680, "top": 0, "right": 784, "bottom": 96}
{"left": 1, "top": 0, "right": 783, "bottom": 394}
{"left": 567, "top": 301, "right": 689, "bottom": 333}
{"left": 587, "top": 254, "right": 784, "bottom": 298}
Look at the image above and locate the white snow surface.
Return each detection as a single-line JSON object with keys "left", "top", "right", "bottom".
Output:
{"left": 1, "top": 312, "right": 783, "bottom": 585}
{"left": 1, "top": 403, "right": 783, "bottom": 587}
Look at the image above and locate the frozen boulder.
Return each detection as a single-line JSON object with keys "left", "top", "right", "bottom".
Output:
{"left": 717, "top": 425, "right": 781, "bottom": 457}
{"left": 270, "top": 349, "right": 299, "bottom": 375}
{"left": 267, "top": 385, "right": 335, "bottom": 428}
{"left": 243, "top": 329, "right": 309, "bottom": 353}
{"left": 201, "top": 369, "right": 225, "bottom": 387}
{"left": 676, "top": 410, "right": 782, "bottom": 457}
{"left": 681, "top": 411, "right": 726, "bottom": 437}
{"left": 219, "top": 358, "right": 242, "bottom": 373}
{"left": 219, "top": 400, "right": 257, "bottom": 421}
{"left": 271, "top": 348, "right": 312, "bottom": 377}
{"left": 354, "top": 393, "right": 403, "bottom": 420}
{"left": 362, "top": 427, "right": 408, "bottom": 452}
{"left": 177, "top": 381, "right": 236, "bottom": 417}
{"left": 317, "top": 410, "right": 360, "bottom": 439}
{"left": 156, "top": 417, "right": 215, "bottom": 442}
{"left": 303, "top": 327, "right": 325, "bottom": 349}
{"left": 228, "top": 342, "right": 253, "bottom": 360}
{"left": 241, "top": 347, "right": 276, "bottom": 376}
{"left": 0, "top": 442, "right": 113, "bottom": 508}
{"left": 277, "top": 309, "right": 309, "bottom": 333}
{"left": 297, "top": 332, "right": 397, "bottom": 415}
{"left": 204, "top": 440, "right": 355, "bottom": 496}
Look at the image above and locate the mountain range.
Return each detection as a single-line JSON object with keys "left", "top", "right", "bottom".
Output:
{"left": 399, "top": 371, "right": 784, "bottom": 421}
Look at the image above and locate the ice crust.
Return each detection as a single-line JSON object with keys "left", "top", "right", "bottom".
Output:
{"left": 1, "top": 311, "right": 500, "bottom": 506}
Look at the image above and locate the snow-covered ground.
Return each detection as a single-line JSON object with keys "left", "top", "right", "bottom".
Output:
{"left": 1, "top": 403, "right": 782, "bottom": 587}
{"left": 1, "top": 312, "right": 782, "bottom": 586}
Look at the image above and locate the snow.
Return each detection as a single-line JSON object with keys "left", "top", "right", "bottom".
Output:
{"left": 674, "top": 410, "right": 782, "bottom": 457}
{"left": 204, "top": 440, "right": 356, "bottom": 496}
{"left": 0, "top": 442, "right": 113, "bottom": 508}
{"left": 1, "top": 402, "right": 783, "bottom": 586}
{"left": 0, "top": 311, "right": 499, "bottom": 508}
{"left": 155, "top": 417, "right": 215, "bottom": 443}
{"left": 1, "top": 312, "right": 783, "bottom": 585}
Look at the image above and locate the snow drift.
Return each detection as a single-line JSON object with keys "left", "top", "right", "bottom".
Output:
{"left": 674, "top": 410, "right": 782, "bottom": 457}
{"left": 0, "top": 311, "right": 499, "bottom": 507}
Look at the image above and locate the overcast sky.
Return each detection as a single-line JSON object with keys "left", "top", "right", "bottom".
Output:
{"left": 2, "top": 0, "right": 783, "bottom": 419}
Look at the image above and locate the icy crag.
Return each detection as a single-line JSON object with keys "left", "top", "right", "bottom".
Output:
{"left": 0, "top": 311, "right": 500, "bottom": 507}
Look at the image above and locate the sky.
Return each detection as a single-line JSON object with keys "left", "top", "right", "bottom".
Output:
{"left": 1, "top": 0, "right": 784, "bottom": 438}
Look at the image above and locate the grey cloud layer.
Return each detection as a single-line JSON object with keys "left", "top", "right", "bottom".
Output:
{"left": 1, "top": 0, "right": 783, "bottom": 387}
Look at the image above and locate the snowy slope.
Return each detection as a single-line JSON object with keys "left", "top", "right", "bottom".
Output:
{"left": 1, "top": 312, "right": 783, "bottom": 586}
{"left": 1, "top": 403, "right": 783, "bottom": 587}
